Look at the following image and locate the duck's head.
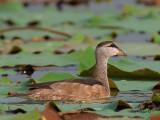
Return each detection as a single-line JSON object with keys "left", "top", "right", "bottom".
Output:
{"left": 95, "top": 41, "right": 127, "bottom": 59}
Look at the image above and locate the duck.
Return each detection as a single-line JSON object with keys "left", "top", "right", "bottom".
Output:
{"left": 16, "top": 41, "right": 126, "bottom": 100}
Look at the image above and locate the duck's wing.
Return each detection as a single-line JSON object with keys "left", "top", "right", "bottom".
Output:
{"left": 26, "top": 79, "right": 103, "bottom": 89}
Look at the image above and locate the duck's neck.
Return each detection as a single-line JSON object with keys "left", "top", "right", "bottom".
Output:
{"left": 92, "top": 57, "right": 110, "bottom": 95}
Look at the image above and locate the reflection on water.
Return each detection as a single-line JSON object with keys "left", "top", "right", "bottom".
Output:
{"left": 111, "top": 91, "right": 153, "bottom": 103}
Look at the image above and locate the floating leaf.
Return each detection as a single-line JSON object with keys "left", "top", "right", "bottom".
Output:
{"left": 0, "top": 77, "right": 10, "bottom": 84}
{"left": 139, "top": 101, "right": 155, "bottom": 110}
{"left": 104, "top": 100, "right": 131, "bottom": 111}
{"left": 42, "top": 101, "right": 137, "bottom": 120}
{"left": 0, "top": 1, "right": 24, "bottom": 12}
{"left": 42, "top": 102, "right": 62, "bottom": 120}
{"left": 152, "top": 93, "right": 160, "bottom": 104}
{"left": 118, "top": 42, "right": 160, "bottom": 56}
{"left": 37, "top": 72, "right": 78, "bottom": 83}
{"left": 78, "top": 46, "right": 95, "bottom": 74}
{"left": 9, "top": 45, "right": 23, "bottom": 54}
{"left": 0, "top": 109, "right": 41, "bottom": 120}
{"left": 113, "top": 79, "right": 158, "bottom": 91}
{"left": 0, "top": 69, "right": 16, "bottom": 75}
{"left": 150, "top": 115, "right": 160, "bottom": 120}
{"left": 0, "top": 50, "right": 83, "bottom": 67}
{"left": 151, "top": 33, "right": 160, "bottom": 43}
{"left": 0, "top": 78, "right": 30, "bottom": 96}
{"left": 152, "top": 82, "right": 160, "bottom": 91}
{"left": 0, "top": 104, "right": 44, "bottom": 113}
{"left": 68, "top": 33, "right": 85, "bottom": 42}
{"left": 93, "top": 108, "right": 160, "bottom": 119}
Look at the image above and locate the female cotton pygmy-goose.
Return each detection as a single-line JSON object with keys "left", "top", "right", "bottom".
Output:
{"left": 16, "top": 41, "right": 126, "bottom": 100}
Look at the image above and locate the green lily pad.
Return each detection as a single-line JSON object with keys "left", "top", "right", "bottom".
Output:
{"left": 103, "top": 100, "right": 131, "bottom": 111}
{"left": 37, "top": 72, "right": 79, "bottom": 83}
{"left": 0, "top": 109, "right": 41, "bottom": 120}
{"left": 0, "top": 69, "right": 16, "bottom": 75}
{"left": 0, "top": 104, "right": 8, "bottom": 112}
{"left": 152, "top": 93, "right": 160, "bottom": 103}
{"left": 0, "top": 1, "right": 24, "bottom": 12}
{"left": 0, "top": 104, "right": 45, "bottom": 113}
{"left": 118, "top": 42, "right": 160, "bottom": 56}
{"left": 87, "top": 6, "right": 160, "bottom": 33}
{"left": 151, "top": 33, "right": 160, "bottom": 43}
{"left": 0, "top": 77, "right": 10, "bottom": 84}
{"left": 0, "top": 50, "right": 83, "bottom": 67}
{"left": 114, "top": 79, "right": 158, "bottom": 91}
{"left": 68, "top": 33, "right": 85, "bottom": 42}
{"left": 93, "top": 108, "right": 160, "bottom": 119}
{"left": 0, "top": 77, "right": 30, "bottom": 96}
{"left": 78, "top": 46, "right": 95, "bottom": 74}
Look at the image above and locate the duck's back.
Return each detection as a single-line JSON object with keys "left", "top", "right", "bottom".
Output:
{"left": 26, "top": 79, "right": 109, "bottom": 100}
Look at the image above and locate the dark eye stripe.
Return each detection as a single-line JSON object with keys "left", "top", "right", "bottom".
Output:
{"left": 108, "top": 43, "right": 119, "bottom": 48}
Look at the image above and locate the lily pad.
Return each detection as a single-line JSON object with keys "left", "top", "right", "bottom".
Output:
{"left": 118, "top": 42, "right": 160, "bottom": 56}
{"left": 0, "top": 1, "right": 24, "bottom": 12}
{"left": 0, "top": 77, "right": 10, "bottom": 84}
{"left": 0, "top": 69, "right": 16, "bottom": 75}
{"left": 0, "top": 104, "right": 44, "bottom": 113}
{"left": 152, "top": 93, "right": 160, "bottom": 103}
{"left": 93, "top": 108, "right": 160, "bottom": 119}
{"left": 0, "top": 109, "right": 41, "bottom": 120}
{"left": 113, "top": 79, "right": 158, "bottom": 91}
{"left": 0, "top": 50, "right": 83, "bottom": 67}
{"left": 0, "top": 77, "right": 30, "bottom": 96}
{"left": 151, "top": 33, "right": 160, "bottom": 43}
{"left": 103, "top": 100, "right": 131, "bottom": 111}
{"left": 37, "top": 72, "right": 78, "bottom": 83}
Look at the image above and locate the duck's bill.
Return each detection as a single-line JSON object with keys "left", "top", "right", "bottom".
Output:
{"left": 117, "top": 50, "right": 127, "bottom": 56}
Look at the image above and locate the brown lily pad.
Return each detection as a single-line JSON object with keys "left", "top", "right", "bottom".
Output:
{"left": 115, "top": 100, "right": 132, "bottom": 111}
{"left": 139, "top": 101, "right": 155, "bottom": 110}
{"left": 9, "top": 45, "right": 23, "bottom": 54}
{"left": 150, "top": 115, "right": 160, "bottom": 120}
{"left": 152, "top": 82, "right": 160, "bottom": 91}
{"left": 42, "top": 102, "right": 141, "bottom": 120}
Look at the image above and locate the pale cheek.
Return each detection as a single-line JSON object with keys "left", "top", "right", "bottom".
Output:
{"left": 112, "top": 49, "right": 119, "bottom": 55}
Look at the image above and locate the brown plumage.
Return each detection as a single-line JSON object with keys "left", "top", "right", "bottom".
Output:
{"left": 15, "top": 41, "right": 126, "bottom": 100}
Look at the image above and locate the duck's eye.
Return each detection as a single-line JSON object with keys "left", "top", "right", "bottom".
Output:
{"left": 108, "top": 43, "right": 116, "bottom": 47}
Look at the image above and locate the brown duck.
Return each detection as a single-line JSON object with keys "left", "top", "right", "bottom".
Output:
{"left": 18, "top": 41, "right": 126, "bottom": 100}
